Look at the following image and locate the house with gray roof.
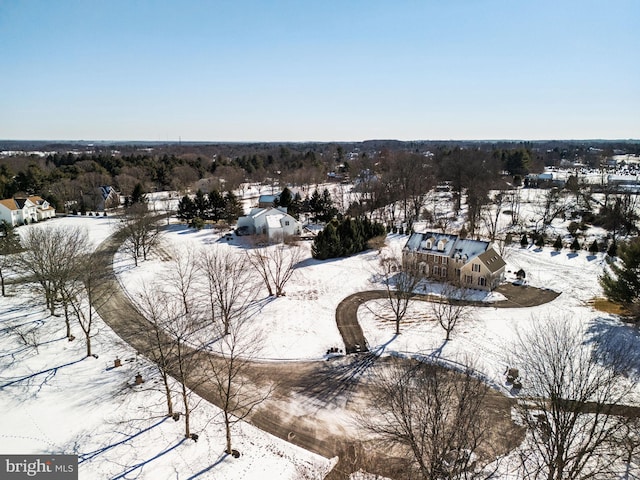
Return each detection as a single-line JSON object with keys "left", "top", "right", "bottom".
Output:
{"left": 403, "top": 231, "right": 506, "bottom": 291}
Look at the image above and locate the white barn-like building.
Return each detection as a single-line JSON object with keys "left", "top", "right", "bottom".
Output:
{"left": 236, "top": 207, "right": 302, "bottom": 241}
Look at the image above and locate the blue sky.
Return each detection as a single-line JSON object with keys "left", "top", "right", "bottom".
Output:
{"left": 1, "top": 0, "right": 638, "bottom": 141}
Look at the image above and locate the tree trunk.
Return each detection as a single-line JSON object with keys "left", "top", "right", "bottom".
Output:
{"left": 163, "top": 376, "right": 173, "bottom": 416}
{"left": 64, "top": 303, "right": 72, "bottom": 339}
{"left": 85, "top": 333, "right": 92, "bottom": 357}
{"left": 225, "top": 412, "right": 232, "bottom": 454}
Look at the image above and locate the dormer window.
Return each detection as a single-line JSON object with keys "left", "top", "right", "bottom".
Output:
{"left": 438, "top": 239, "right": 447, "bottom": 251}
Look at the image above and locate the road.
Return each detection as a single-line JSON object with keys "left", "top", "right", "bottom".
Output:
{"left": 94, "top": 233, "right": 535, "bottom": 479}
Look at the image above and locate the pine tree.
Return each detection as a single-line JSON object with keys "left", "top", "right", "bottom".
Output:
{"left": 607, "top": 240, "right": 617, "bottom": 258}
{"left": 535, "top": 235, "right": 545, "bottom": 248}
{"left": 223, "top": 192, "right": 244, "bottom": 223}
{"left": 208, "top": 189, "right": 226, "bottom": 222}
{"left": 553, "top": 236, "right": 563, "bottom": 251}
{"left": 600, "top": 237, "right": 640, "bottom": 317}
{"left": 570, "top": 238, "right": 581, "bottom": 252}
{"left": 177, "top": 195, "right": 196, "bottom": 222}
{"left": 589, "top": 240, "right": 599, "bottom": 255}
{"left": 520, "top": 233, "right": 528, "bottom": 248}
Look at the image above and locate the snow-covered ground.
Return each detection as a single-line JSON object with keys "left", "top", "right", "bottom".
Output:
{"left": 1, "top": 216, "right": 334, "bottom": 480}
{"left": 2, "top": 177, "right": 640, "bottom": 479}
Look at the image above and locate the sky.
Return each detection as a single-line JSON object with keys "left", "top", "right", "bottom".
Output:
{"left": 1, "top": 0, "right": 638, "bottom": 142}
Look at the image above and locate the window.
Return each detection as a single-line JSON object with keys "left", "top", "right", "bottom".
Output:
{"left": 465, "top": 275, "right": 473, "bottom": 284}
{"left": 478, "top": 277, "right": 486, "bottom": 286}
{"left": 472, "top": 263, "right": 481, "bottom": 272}
{"left": 441, "top": 268, "right": 447, "bottom": 278}
{"left": 433, "top": 265, "right": 440, "bottom": 276}
{"left": 441, "top": 257, "right": 447, "bottom": 265}
{"left": 455, "top": 268, "right": 461, "bottom": 277}
{"left": 285, "top": 221, "right": 290, "bottom": 226}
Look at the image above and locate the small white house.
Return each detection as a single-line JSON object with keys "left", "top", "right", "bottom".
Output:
{"left": 236, "top": 207, "right": 302, "bottom": 241}
{"left": 0, "top": 196, "right": 55, "bottom": 226}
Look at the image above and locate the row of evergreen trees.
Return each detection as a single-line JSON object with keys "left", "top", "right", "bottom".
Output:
{"left": 275, "top": 187, "right": 338, "bottom": 223}
{"left": 517, "top": 232, "right": 616, "bottom": 256}
{"left": 177, "top": 189, "right": 244, "bottom": 225}
{"left": 311, "top": 217, "right": 386, "bottom": 260}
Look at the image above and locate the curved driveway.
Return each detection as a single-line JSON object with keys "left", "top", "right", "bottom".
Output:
{"left": 94, "top": 233, "right": 553, "bottom": 479}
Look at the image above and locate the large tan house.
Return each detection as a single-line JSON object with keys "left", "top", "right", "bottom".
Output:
{"left": 0, "top": 196, "right": 56, "bottom": 227}
{"left": 403, "top": 231, "right": 506, "bottom": 291}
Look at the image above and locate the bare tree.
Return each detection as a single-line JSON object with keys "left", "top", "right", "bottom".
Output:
{"left": 428, "top": 282, "right": 473, "bottom": 342}
{"left": 136, "top": 285, "right": 178, "bottom": 417}
{"left": 203, "top": 311, "right": 273, "bottom": 455}
{"left": 60, "top": 249, "right": 115, "bottom": 356}
{"left": 532, "top": 188, "right": 571, "bottom": 235}
{"left": 482, "top": 191, "right": 506, "bottom": 242}
{"left": 166, "top": 248, "right": 198, "bottom": 315}
{"left": 116, "top": 204, "right": 163, "bottom": 266}
{"left": 20, "top": 225, "right": 89, "bottom": 318}
{"left": 0, "top": 221, "right": 22, "bottom": 296}
{"left": 246, "top": 241, "right": 302, "bottom": 297}
{"left": 198, "top": 247, "right": 257, "bottom": 335}
{"left": 359, "top": 357, "right": 492, "bottom": 480}
{"left": 510, "top": 316, "right": 635, "bottom": 480}
{"left": 377, "top": 251, "right": 422, "bottom": 335}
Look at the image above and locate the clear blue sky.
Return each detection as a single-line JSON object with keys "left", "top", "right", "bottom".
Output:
{"left": 1, "top": 0, "right": 638, "bottom": 142}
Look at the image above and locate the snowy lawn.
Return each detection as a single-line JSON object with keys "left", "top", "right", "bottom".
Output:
{"left": 1, "top": 216, "right": 334, "bottom": 479}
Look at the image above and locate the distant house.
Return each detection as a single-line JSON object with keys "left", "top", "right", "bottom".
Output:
{"left": 236, "top": 207, "right": 302, "bottom": 241}
{"left": 258, "top": 194, "right": 280, "bottom": 209}
{"left": 402, "top": 231, "right": 506, "bottom": 291}
{"left": 82, "top": 185, "right": 120, "bottom": 211}
{"left": 0, "top": 196, "right": 56, "bottom": 227}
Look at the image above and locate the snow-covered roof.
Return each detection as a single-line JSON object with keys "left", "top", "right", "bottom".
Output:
{"left": 266, "top": 213, "right": 285, "bottom": 229}
{"left": 405, "top": 231, "right": 491, "bottom": 263}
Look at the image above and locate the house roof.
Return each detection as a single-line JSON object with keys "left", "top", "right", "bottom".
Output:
{"left": 266, "top": 214, "right": 285, "bottom": 229}
{"left": 258, "top": 194, "right": 279, "bottom": 204}
{"left": 477, "top": 248, "right": 507, "bottom": 273}
{"left": 0, "top": 198, "right": 19, "bottom": 211}
{"left": 248, "top": 207, "right": 290, "bottom": 219}
{"left": 405, "top": 231, "right": 494, "bottom": 264}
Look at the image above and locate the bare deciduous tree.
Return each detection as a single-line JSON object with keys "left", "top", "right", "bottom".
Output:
{"left": 198, "top": 247, "right": 256, "bottom": 335}
{"left": 203, "top": 312, "right": 273, "bottom": 455}
{"left": 377, "top": 252, "right": 422, "bottom": 335}
{"left": 116, "top": 204, "right": 163, "bottom": 266}
{"left": 428, "top": 283, "right": 473, "bottom": 342}
{"left": 246, "top": 241, "right": 302, "bottom": 297}
{"left": 136, "top": 285, "right": 177, "bottom": 418}
{"left": 20, "top": 225, "right": 89, "bottom": 318}
{"left": 359, "top": 357, "right": 492, "bottom": 480}
{"left": 510, "top": 317, "right": 635, "bottom": 480}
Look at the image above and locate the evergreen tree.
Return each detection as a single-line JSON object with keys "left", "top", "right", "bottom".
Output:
{"left": 520, "top": 233, "right": 528, "bottom": 248}
{"left": 535, "top": 234, "right": 545, "bottom": 248}
{"left": 276, "top": 187, "right": 293, "bottom": 210}
{"left": 208, "top": 189, "right": 226, "bottom": 222}
{"left": 194, "top": 189, "right": 208, "bottom": 219}
{"left": 177, "top": 195, "right": 196, "bottom": 222}
{"left": 589, "top": 240, "right": 599, "bottom": 255}
{"left": 553, "top": 235, "right": 563, "bottom": 251}
{"left": 129, "top": 182, "right": 147, "bottom": 206}
{"left": 223, "top": 191, "right": 244, "bottom": 223}
{"left": 570, "top": 238, "right": 581, "bottom": 252}
{"left": 600, "top": 237, "right": 640, "bottom": 318}
{"left": 607, "top": 240, "right": 617, "bottom": 258}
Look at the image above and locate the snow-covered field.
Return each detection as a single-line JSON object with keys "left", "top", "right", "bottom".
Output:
{"left": 2, "top": 177, "right": 640, "bottom": 479}
{"left": 0, "top": 216, "right": 334, "bottom": 480}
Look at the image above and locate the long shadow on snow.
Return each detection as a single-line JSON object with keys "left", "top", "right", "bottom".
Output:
{"left": 296, "top": 336, "right": 397, "bottom": 406}
{"left": 585, "top": 316, "right": 640, "bottom": 379}
{"left": 110, "top": 436, "right": 187, "bottom": 480}
{"left": 78, "top": 416, "right": 170, "bottom": 464}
